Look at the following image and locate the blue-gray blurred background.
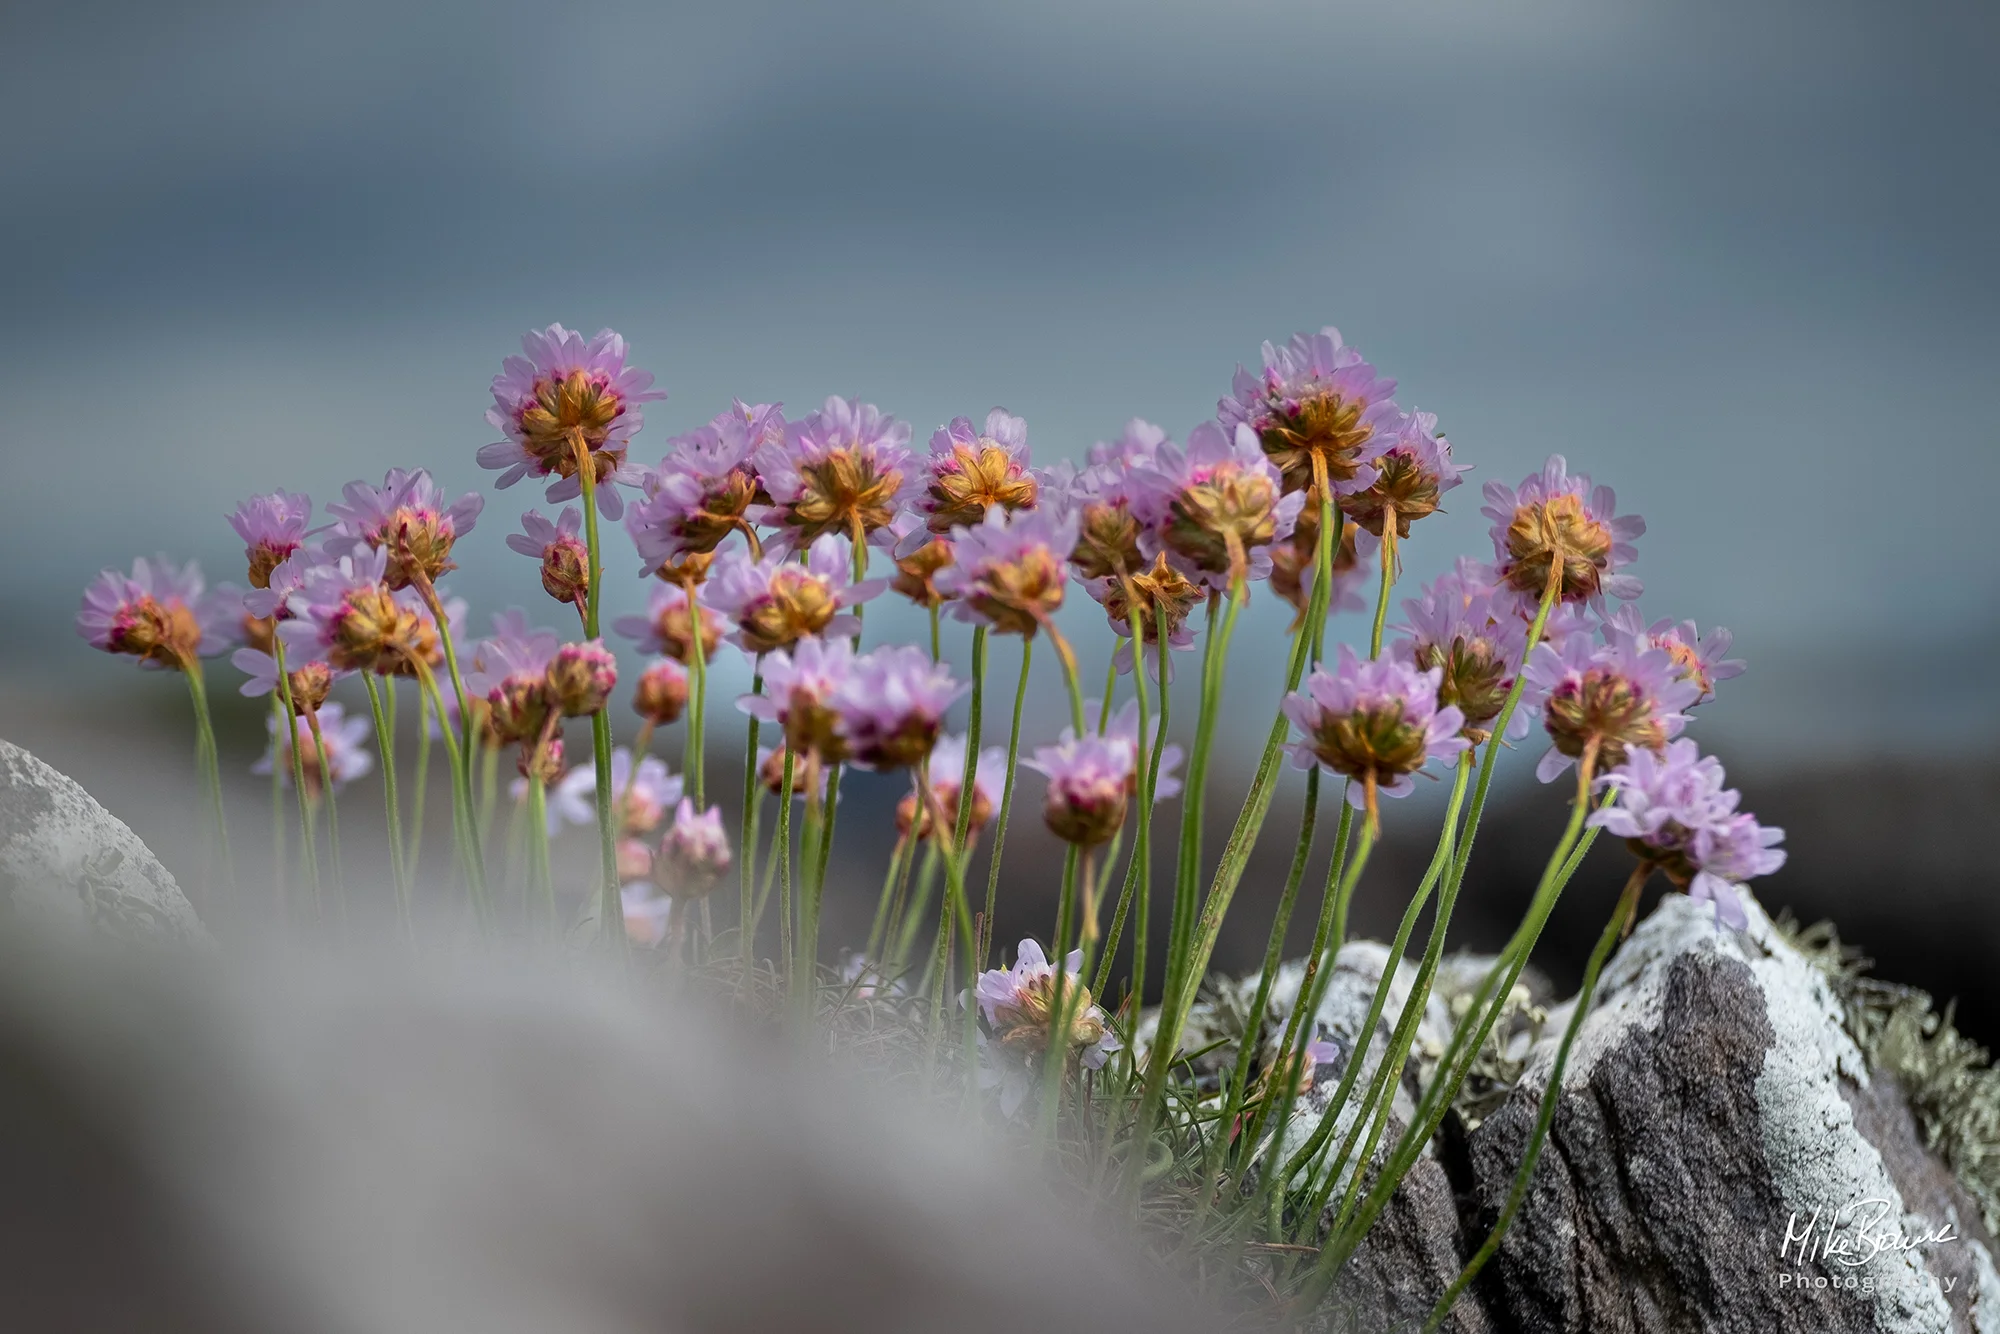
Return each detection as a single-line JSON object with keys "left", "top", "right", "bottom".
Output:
{"left": 3, "top": 2, "right": 1995, "bottom": 1022}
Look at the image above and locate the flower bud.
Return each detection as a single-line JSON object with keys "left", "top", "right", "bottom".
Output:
{"left": 487, "top": 674, "right": 551, "bottom": 744}
{"left": 518, "top": 736, "right": 565, "bottom": 786}
{"left": 654, "top": 799, "right": 732, "bottom": 898}
{"left": 287, "top": 660, "right": 334, "bottom": 714}
{"left": 546, "top": 641, "right": 617, "bottom": 717}
{"left": 540, "top": 532, "right": 589, "bottom": 606}
{"left": 631, "top": 659, "right": 690, "bottom": 726}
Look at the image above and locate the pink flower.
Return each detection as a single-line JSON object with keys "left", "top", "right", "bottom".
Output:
{"left": 934, "top": 505, "right": 1077, "bottom": 635}
{"left": 507, "top": 507, "right": 589, "bottom": 608}
{"left": 1129, "top": 420, "right": 1306, "bottom": 589}
{"left": 1283, "top": 646, "right": 1470, "bottom": 811}
{"left": 972, "top": 939, "right": 1120, "bottom": 1114}
{"left": 627, "top": 400, "right": 782, "bottom": 570}
{"left": 1482, "top": 455, "right": 1644, "bottom": 605}
{"left": 702, "top": 533, "right": 883, "bottom": 655}
{"left": 324, "top": 468, "right": 483, "bottom": 590}
{"left": 736, "top": 636, "right": 858, "bottom": 763}
{"left": 78, "top": 556, "right": 240, "bottom": 670}
{"left": 832, "top": 645, "right": 966, "bottom": 771}
{"left": 654, "top": 798, "right": 732, "bottom": 897}
{"left": 253, "top": 700, "right": 372, "bottom": 793}
{"left": 753, "top": 395, "right": 916, "bottom": 546}
{"left": 918, "top": 409, "right": 1039, "bottom": 531}
{"left": 1217, "top": 327, "right": 1402, "bottom": 497}
{"left": 1601, "top": 605, "right": 1745, "bottom": 706}
{"left": 554, "top": 746, "right": 682, "bottom": 836}
{"left": 227, "top": 490, "right": 313, "bottom": 589}
{"left": 481, "top": 324, "right": 665, "bottom": 518}
{"left": 1524, "top": 634, "right": 1700, "bottom": 782}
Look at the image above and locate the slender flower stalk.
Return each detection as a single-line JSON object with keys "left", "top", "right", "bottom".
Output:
{"left": 1422, "top": 863, "right": 1647, "bottom": 1333}
{"left": 740, "top": 671, "right": 764, "bottom": 988}
{"left": 268, "top": 636, "right": 320, "bottom": 914}
{"left": 575, "top": 455, "right": 624, "bottom": 954}
{"left": 980, "top": 637, "right": 1033, "bottom": 968}
{"left": 361, "top": 673, "right": 411, "bottom": 940}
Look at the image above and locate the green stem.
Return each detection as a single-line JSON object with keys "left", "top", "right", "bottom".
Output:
{"left": 979, "top": 637, "right": 1032, "bottom": 969}
{"left": 362, "top": 673, "right": 411, "bottom": 941}
{"left": 409, "top": 575, "right": 488, "bottom": 921}
{"left": 182, "top": 660, "right": 233, "bottom": 905}
{"left": 304, "top": 710, "right": 344, "bottom": 920}
{"left": 1422, "top": 866, "right": 1647, "bottom": 1334}
{"left": 525, "top": 774, "right": 556, "bottom": 930}
{"left": 270, "top": 638, "right": 320, "bottom": 919}
{"left": 954, "top": 626, "right": 987, "bottom": 866}
{"left": 1369, "top": 512, "right": 1397, "bottom": 659}
{"left": 867, "top": 835, "right": 911, "bottom": 962}
{"left": 575, "top": 456, "right": 624, "bottom": 958}
{"left": 686, "top": 592, "right": 709, "bottom": 809}
{"left": 777, "top": 748, "right": 796, "bottom": 1005}
{"left": 268, "top": 697, "right": 287, "bottom": 925}
{"left": 408, "top": 686, "right": 431, "bottom": 873}
{"left": 1036, "top": 843, "right": 1084, "bottom": 1139}
{"left": 740, "top": 671, "right": 764, "bottom": 987}
{"left": 1090, "top": 606, "right": 1156, "bottom": 1001}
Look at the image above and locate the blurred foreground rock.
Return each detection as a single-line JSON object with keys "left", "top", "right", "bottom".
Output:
{"left": 1224, "top": 895, "right": 2000, "bottom": 1333}
{"left": 0, "top": 738, "right": 207, "bottom": 944}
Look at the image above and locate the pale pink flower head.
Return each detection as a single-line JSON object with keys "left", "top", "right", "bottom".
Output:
{"left": 1393, "top": 573, "right": 1532, "bottom": 738}
{"left": 621, "top": 884, "right": 674, "bottom": 948}
{"left": 654, "top": 799, "right": 732, "bottom": 898}
{"left": 230, "top": 646, "right": 341, "bottom": 713}
{"left": 1024, "top": 729, "right": 1136, "bottom": 847}
{"left": 554, "top": 746, "right": 682, "bottom": 836}
{"left": 1524, "top": 633, "right": 1700, "bottom": 783}
{"left": 1130, "top": 420, "right": 1305, "bottom": 589}
{"left": 78, "top": 556, "right": 240, "bottom": 671}
{"left": 702, "top": 533, "right": 882, "bottom": 655}
{"left": 897, "top": 733, "right": 1007, "bottom": 842}
{"left": 1590, "top": 741, "right": 1784, "bottom": 930}
{"left": 832, "top": 645, "right": 966, "bottom": 771}
{"left": 507, "top": 507, "right": 589, "bottom": 609}
{"left": 227, "top": 490, "right": 314, "bottom": 589}
{"left": 481, "top": 324, "right": 665, "bottom": 518}
{"left": 934, "top": 505, "right": 1078, "bottom": 636}
{"left": 1688, "top": 813, "right": 1786, "bottom": 930}
{"left": 1601, "top": 605, "right": 1745, "bottom": 706}
{"left": 627, "top": 400, "right": 783, "bottom": 571}
{"left": 1482, "top": 455, "right": 1644, "bottom": 605}
{"left": 466, "top": 611, "right": 561, "bottom": 744}
{"left": 1066, "top": 420, "right": 1169, "bottom": 582}
{"left": 1283, "top": 645, "right": 1470, "bottom": 815}
{"left": 545, "top": 640, "right": 617, "bottom": 717}
{"left": 919, "top": 409, "right": 1038, "bottom": 532}
{"left": 1339, "top": 409, "right": 1465, "bottom": 539}
{"left": 324, "top": 468, "right": 483, "bottom": 591}
{"left": 1218, "top": 327, "right": 1401, "bottom": 497}
{"left": 612, "top": 582, "right": 723, "bottom": 666}
{"left": 253, "top": 700, "right": 372, "bottom": 795}
{"left": 973, "top": 939, "right": 1120, "bottom": 1108}
{"left": 754, "top": 395, "right": 916, "bottom": 547}
{"left": 1098, "top": 697, "right": 1185, "bottom": 799}
{"left": 736, "top": 636, "right": 857, "bottom": 764}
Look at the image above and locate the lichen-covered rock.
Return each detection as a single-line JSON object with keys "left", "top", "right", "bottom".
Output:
{"left": 1462, "top": 893, "right": 2000, "bottom": 1334}
{"left": 0, "top": 739, "right": 208, "bottom": 945}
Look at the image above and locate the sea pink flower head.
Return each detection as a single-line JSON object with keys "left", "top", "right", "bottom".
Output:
{"left": 545, "top": 640, "right": 617, "bottom": 717}
{"left": 934, "top": 505, "right": 1078, "bottom": 636}
{"left": 230, "top": 646, "right": 342, "bottom": 714}
{"left": 507, "top": 507, "right": 589, "bottom": 608}
{"left": 702, "top": 533, "right": 883, "bottom": 655}
{"left": 1283, "top": 645, "right": 1470, "bottom": 816}
{"left": 253, "top": 699, "right": 372, "bottom": 795}
{"left": 1130, "top": 420, "right": 1306, "bottom": 589}
{"left": 919, "top": 409, "right": 1038, "bottom": 532}
{"left": 467, "top": 611, "right": 561, "bottom": 743}
{"left": 481, "top": 324, "right": 664, "bottom": 518}
{"left": 227, "top": 490, "right": 314, "bottom": 589}
{"left": 1482, "top": 455, "right": 1644, "bottom": 605}
{"left": 1393, "top": 573, "right": 1532, "bottom": 737}
{"left": 1590, "top": 741, "right": 1785, "bottom": 930}
{"left": 324, "top": 468, "right": 484, "bottom": 590}
{"left": 973, "top": 938, "right": 1119, "bottom": 1076}
{"left": 754, "top": 395, "right": 916, "bottom": 546}
{"left": 737, "top": 636, "right": 858, "bottom": 763}
{"left": 1524, "top": 633, "right": 1701, "bottom": 783}
{"left": 1218, "top": 327, "right": 1401, "bottom": 497}
{"left": 1601, "top": 605, "right": 1745, "bottom": 706}
{"left": 878, "top": 510, "right": 956, "bottom": 609}
{"left": 1098, "top": 698, "right": 1185, "bottom": 800}
{"left": 78, "top": 556, "right": 240, "bottom": 671}
{"left": 627, "top": 400, "right": 783, "bottom": 570}
{"left": 631, "top": 658, "right": 690, "bottom": 725}
{"left": 1339, "top": 409, "right": 1465, "bottom": 539}
{"left": 611, "top": 582, "right": 723, "bottom": 666}
{"left": 554, "top": 746, "right": 682, "bottom": 836}
{"left": 1024, "top": 728, "right": 1137, "bottom": 847}
{"left": 832, "top": 645, "right": 966, "bottom": 771}
{"left": 654, "top": 799, "right": 732, "bottom": 898}
{"left": 897, "top": 733, "right": 1007, "bottom": 842}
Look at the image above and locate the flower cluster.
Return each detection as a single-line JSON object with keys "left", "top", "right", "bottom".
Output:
{"left": 1284, "top": 647, "right": 1471, "bottom": 814}
{"left": 482, "top": 324, "right": 665, "bottom": 517}
{"left": 1025, "top": 700, "right": 1185, "bottom": 847}
{"left": 973, "top": 939, "right": 1121, "bottom": 1115}
{"left": 1590, "top": 741, "right": 1786, "bottom": 929}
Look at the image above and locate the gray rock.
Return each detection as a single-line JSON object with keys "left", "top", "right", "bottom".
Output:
{"left": 1461, "top": 893, "right": 2000, "bottom": 1334}
{"left": 0, "top": 739, "right": 208, "bottom": 945}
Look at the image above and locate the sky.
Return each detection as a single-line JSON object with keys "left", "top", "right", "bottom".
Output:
{"left": 2, "top": 0, "right": 1997, "bottom": 769}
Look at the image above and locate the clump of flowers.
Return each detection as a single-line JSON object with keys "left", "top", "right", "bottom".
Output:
{"left": 918, "top": 409, "right": 1038, "bottom": 531}
{"left": 1283, "top": 646, "right": 1470, "bottom": 820}
{"left": 78, "top": 556, "right": 238, "bottom": 671}
{"left": 896, "top": 734, "right": 1005, "bottom": 842}
{"left": 278, "top": 549, "right": 428, "bottom": 676}
{"left": 231, "top": 646, "right": 340, "bottom": 714}
{"left": 1482, "top": 455, "right": 1643, "bottom": 606}
{"left": 1132, "top": 421, "right": 1305, "bottom": 588}
{"left": 1602, "top": 605, "right": 1745, "bottom": 705}
{"left": 1394, "top": 571, "right": 1531, "bottom": 740}
{"left": 1590, "top": 740, "right": 1786, "bottom": 929}
{"left": 468, "top": 615, "right": 561, "bottom": 746}
{"left": 324, "top": 468, "right": 483, "bottom": 591}
{"left": 833, "top": 645, "right": 965, "bottom": 771}
{"left": 703, "top": 533, "right": 881, "bottom": 654}
{"left": 755, "top": 395, "right": 914, "bottom": 547}
{"left": 1218, "top": 327, "right": 1402, "bottom": 497}
{"left": 738, "top": 637, "right": 857, "bottom": 765}
{"left": 253, "top": 700, "right": 372, "bottom": 794}
{"left": 482, "top": 324, "right": 664, "bottom": 517}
